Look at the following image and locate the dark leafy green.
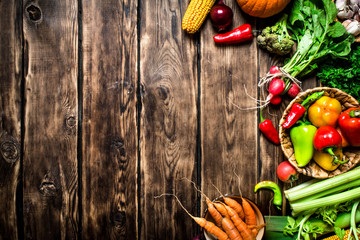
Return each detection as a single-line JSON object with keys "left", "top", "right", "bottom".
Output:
{"left": 317, "top": 46, "right": 360, "bottom": 102}
{"left": 282, "top": 0, "right": 354, "bottom": 79}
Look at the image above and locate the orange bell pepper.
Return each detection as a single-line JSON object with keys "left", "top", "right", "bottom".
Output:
{"left": 308, "top": 96, "right": 342, "bottom": 128}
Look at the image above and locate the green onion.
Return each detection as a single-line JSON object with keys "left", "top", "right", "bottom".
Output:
{"left": 285, "top": 167, "right": 360, "bottom": 202}
{"left": 290, "top": 186, "right": 360, "bottom": 214}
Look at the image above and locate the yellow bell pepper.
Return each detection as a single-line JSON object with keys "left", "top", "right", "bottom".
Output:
{"left": 308, "top": 96, "right": 342, "bottom": 128}
{"left": 313, "top": 148, "right": 344, "bottom": 171}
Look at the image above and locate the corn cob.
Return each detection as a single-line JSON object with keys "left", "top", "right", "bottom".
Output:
{"left": 323, "top": 228, "right": 360, "bottom": 240}
{"left": 182, "top": 0, "right": 216, "bottom": 34}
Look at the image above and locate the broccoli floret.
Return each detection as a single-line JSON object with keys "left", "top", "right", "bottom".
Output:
{"left": 257, "top": 14, "right": 295, "bottom": 56}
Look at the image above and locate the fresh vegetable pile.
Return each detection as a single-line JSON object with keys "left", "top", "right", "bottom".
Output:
{"left": 282, "top": 167, "right": 360, "bottom": 239}
{"left": 180, "top": 0, "right": 360, "bottom": 239}
{"left": 282, "top": 91, "right": 360, "bottom": 171}
{"left": 258, "top": 0, "right": 354, "bottom": 108}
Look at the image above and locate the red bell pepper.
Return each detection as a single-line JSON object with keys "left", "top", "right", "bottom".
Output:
{"left": 282, "top": 91, "right": 324, "bottom": 129}
{"left": 313, "top": 126, "right": 346, "bottom": 164}
{"left": 213, "top": 24, "right": 253, "bottom": 44}
{"left": 338, "top": 107, "right": 360, "bottom": 147}
{"left": 259, "top": 109, "right": 280, "bottom": 145}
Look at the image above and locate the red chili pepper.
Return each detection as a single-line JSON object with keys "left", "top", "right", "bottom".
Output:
{"left": 282, "top": 103, "right": 306, "bottom": 129}
{"left": 259, "top": 109, "right": 280, "bottom": 144}
{"left": 338, "top": 107, "right": 360, "bottom": 147}
{"left": 282, "top": 91, "right": 325, "bottom": 129}
{"left": 213, "top": 24, "right": 253, "bottom": 44}
{"left": 313, "top": 126, "right": 346, "bottom": 164}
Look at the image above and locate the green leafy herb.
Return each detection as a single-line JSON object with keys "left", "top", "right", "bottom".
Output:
{"left": 317, "top": 45, "right": 360, "bottom": 102}
{"left": 281, "top": 0, "right": 354, "bottom": 79}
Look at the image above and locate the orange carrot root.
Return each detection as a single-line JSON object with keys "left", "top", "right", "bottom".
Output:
{"left": 206, "top": 198, "right": 223, "bottom": 227}
{"left": 224, "top": 204, "right": 256, "bottom": 240}
{"left": 223, "top": 197, "right": 245, "bottom": 220}
{"left": 181, "top": 178, "right": 223, "bottom": 228}
{"left": 222, "top": 217, "right": 243, "bottom": 240}
{"left": 155, "top": 193, "right": 229, "bottom": 240}
{"left": 214, "top": 201, "right": 231, "bottom": 219}
{"left": 241, "top": 198, "right": 258, "bottom": 235}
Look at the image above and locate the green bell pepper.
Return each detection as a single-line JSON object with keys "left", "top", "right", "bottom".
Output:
{"left": 290, "top": 121, "right": 317, "bottom": 167}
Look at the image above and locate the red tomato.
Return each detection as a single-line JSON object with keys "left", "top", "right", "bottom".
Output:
{"left": 277, "top": 161, "right": 299, "bottom": 183}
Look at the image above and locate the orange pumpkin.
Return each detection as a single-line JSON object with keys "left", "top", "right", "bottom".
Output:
{"left": 236, "top": 0, "right": 291, "bottom": 18}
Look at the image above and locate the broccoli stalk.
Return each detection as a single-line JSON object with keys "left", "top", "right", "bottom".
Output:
{"left": 257, "top": 14, "right": 295, "bottom": 56}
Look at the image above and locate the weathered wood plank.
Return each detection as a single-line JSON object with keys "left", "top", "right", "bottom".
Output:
{"left": 200, "top": 5, "right": 258, "bottom": 209}
{"left": 139, "top": 0, "right": 198, "bottom": 239}
{"left": 81, "top": 0, "right": 138, "bottom": 239}
{"left": 22, "top": 0, "right": 78, "bottom": 239}
{"left": 0, "top": 1, "right": 22, "bottom": 239}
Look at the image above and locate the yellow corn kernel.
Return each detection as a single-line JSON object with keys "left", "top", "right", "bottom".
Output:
{"left": 182, "top": 0, "right": 216, "bottom": 34}
{"left": 323, "top": 229, "right": 359, "bottom": 240}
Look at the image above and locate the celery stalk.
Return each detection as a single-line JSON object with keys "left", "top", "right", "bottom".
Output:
{"left": 284, "top": 179, "right": 320, "bottom": 195}
{"left": 291, "top": 186, "right": 360, "bottom": 214}
{"left": 293, "top": 179, "right": 360, "bottom": 204}
{"left": 351, "top": 201, "right": 360, "bottom": 240}
{"left": 285, "top": 167, "right": 360, "bottom": 202}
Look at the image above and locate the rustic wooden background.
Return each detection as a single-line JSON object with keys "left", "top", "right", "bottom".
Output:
{"left": 0, "top": 0, "right": 317, "bottom": 239}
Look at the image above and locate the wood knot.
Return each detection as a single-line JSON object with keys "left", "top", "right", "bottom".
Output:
{"left": 111, "top": 211, "right": 126, "bottom": 226}
{"left": 26, "top": 4, "right": 42, "bottom": 22}
{"left": 0, "top": 133, "right": 20, "bottom": 163}
{"left": 39, "top": 176, "right": 57, "bottom": 197}
{"left": 65, "top": 116, "right": 76, "bottom": 128}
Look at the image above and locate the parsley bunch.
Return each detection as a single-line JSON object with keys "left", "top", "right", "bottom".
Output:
{"left": 317, "top": 46, "right": 360, "bottom": 102}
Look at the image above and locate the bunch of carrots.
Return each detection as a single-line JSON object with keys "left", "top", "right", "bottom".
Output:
{"left": 160, "top": 188, "right": 265, "bottom": 240}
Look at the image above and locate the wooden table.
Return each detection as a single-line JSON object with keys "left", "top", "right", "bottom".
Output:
{"left": 0, "top": 1, "right": 317, "bottom": 239}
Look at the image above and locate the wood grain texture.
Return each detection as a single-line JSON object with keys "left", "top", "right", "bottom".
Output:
{"left": 0, "top": 1, "right": 22, "bottom": 239}
{"left": 139, "top": 0, "right": 198, "bottom": 239}
{"left": 200, "top": 4, "right": 258, "bottom": 209}
{"left": 81, "top": 0, "right": 138, "bottom": 239}
{"left": 22, "top": 0, "right": 78, "bottom": 239}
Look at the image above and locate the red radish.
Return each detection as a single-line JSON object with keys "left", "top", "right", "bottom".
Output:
{"left": 270, "top": 95, "right": 282, "bottom": 105}
{"left": 277, "top": 161, "right": 299, "bottom": 183}
{"left": 267, "top": 77, "right": 285, "bottom": 99}
{"left": 287, "top": 83, "right": 301, "bottom": 98}
{"left": 269, "top": 66, "right": 280, "bottom": 74}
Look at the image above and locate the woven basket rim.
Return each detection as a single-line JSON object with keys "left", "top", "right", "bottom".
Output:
{"left": 279, "top": 87, "right": 360, "bottom": 179}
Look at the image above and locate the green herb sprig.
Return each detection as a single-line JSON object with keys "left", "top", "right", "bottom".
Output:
{"left": 317, "top": 46, "right": 360, "bottom": 102}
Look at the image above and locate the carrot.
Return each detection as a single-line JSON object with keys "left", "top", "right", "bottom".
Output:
{"left": 223, "top": 196, "right": 245, "bottom": 220}
{"left": 183, "top": 178, "right": 223, "bottom": 227}
{"left": 241, "top": 198, "right": 258, "bottom": 235}
{"left": 206, "top": 198, "right": 223, "bottom": 227}
{"left": 223, "top": 204, "right": 256, "bottom": 240}
{"left": 212, "top": 183, "right": 245, "bottom": 220}
{"left": 195, "top": 217, "right": 230, "bottom": 240}
{"left": 221, "top": 217, "right": 243, "bottom": 240}
{"left": 155, "top": 193, "right": 229, "bottom": 240}
{"left": 214, "top": 201, "right": 231, "bottom": 219}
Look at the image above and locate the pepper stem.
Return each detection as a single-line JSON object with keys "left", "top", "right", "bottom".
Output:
{"left": 349, "top": 109, "right": 360, "bottom": 118}
{"left": 260, "top": 108, "right": 265, "bottom": 123}
{"left": 325, "top": 147, "right": 348, "bottom": 165}
{"left": 301, "top": 91, "right": 325, "bottom": 109}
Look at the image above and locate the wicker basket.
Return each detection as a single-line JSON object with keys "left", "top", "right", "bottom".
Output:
{"left": 280, "top": 87, "right": 360, "bottom": 179}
